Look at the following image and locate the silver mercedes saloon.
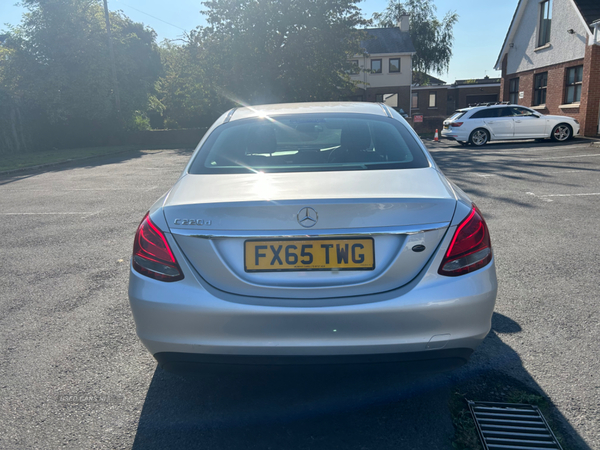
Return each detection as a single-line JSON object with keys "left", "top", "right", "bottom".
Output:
{"left": 128, "top": 102, "right": 497, "bottom": 372}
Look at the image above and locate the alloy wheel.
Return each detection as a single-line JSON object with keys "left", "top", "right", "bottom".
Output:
{"left": 470, "top": 129, "right": 488, "bottom": 146}
{"left": 553, "top": 125, "right": 571, "bottom": 141}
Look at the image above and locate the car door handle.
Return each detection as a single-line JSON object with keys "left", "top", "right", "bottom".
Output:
{"left": 515, "top": 120, "right": 521, "bottom": 123}
{"left": 486, "top": 121, "right": 494, "bottom": 124}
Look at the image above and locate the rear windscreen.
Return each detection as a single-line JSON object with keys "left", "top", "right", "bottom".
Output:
{"left": 188, "top": 113, "right": 430, "bottom": 174}
{"left": 448, "top": 111, "right": 466, "bottom": 121}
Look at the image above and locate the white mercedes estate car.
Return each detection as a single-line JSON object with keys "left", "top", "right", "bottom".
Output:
{"left": 128, "top": 102, "right": 497, "bottom": 372}
{"left": 441, "top": 104, "right": 580, "bottom": 146}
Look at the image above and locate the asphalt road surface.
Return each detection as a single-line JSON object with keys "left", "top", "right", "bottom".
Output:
{"left": 0, "top": 138, "right": 598, "bottom": 449}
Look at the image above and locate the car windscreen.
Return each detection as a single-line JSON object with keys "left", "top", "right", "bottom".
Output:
{"left": 188, "top": 113, "right": 430, "bottom": 174}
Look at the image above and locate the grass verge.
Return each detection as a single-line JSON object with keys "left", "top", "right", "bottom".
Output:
{"left": 0, "top": 145, "right": 144, "bottom": 173}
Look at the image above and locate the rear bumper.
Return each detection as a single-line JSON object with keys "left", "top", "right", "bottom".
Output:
{"left": 441, "top": 129, "right": 467, "bottom": 141}
{"left": 128, "top": 244, "right": 497, "bottom": 369}
{"left": 154, "top": 348, "right": 474, "bottom": 373}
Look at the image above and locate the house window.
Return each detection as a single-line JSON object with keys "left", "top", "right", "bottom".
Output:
{"left": 370, "top": 59, "right": 382, "bottom": 73}
{"left": 412, "top": 92, "right": 419, "bottom": 109}
{"left": 389, "top": 58, "right": 400, "bottom": 73}
{"left": 429, "top": 91, "right": 437, "bottom": 108}
{"left": 533, "top": 72, "right": 547, "bottom": 105}
{"left": 538, "top": 0, "right": 552, "bottom": 47}
{"left": 348, "top": 60, "right": 359, "bottom": 74}
{"left": 375, "top": 94, "right": 384, "bottom": 102}
{"left": 565, "top": 65, "right": 583, "bottom": 103}
{"left": 509, "top": 78, "right": 519, "bottom": 104}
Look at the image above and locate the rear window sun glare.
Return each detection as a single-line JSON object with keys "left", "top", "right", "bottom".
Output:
{"left": 188, "top": 114, "right": 430, "bottom": 174}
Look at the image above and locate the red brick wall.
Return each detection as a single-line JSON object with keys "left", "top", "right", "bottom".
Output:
{"left": 499, "top": 55, "right": 508, "bottom": 102}
{"left": 364, "top": 86, "right": 411, "bottom": 114}
{"left": 411, "top": 88, "right": 448, "bottom": 118}
{"left": 499, "top": 56, "right": 600, "bottom": 135}
{"left": 580, "top": 44, "right": 600, "bottom": 136}
{"left": 407, "top": 116, "right": 447, "bottom": 134}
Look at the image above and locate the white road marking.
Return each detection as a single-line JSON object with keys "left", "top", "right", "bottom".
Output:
{"left": 1, "top": 212, "right": 99, "bottom": 215}
{"left": 0, "top": 188, "right": 158, "bottom": 191}
{"left": 527, "top": 192, "right": 600, "bottom": 203}
{"left": 542, "top": 192, "right": 600, "bottom": 198}
{"left": 523, "top": 153, "right": 600, "bottom": 161}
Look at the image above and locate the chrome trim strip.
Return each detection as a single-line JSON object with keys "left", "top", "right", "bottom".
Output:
{"left": 170, "top": 222, "right": 450, "bottom": 239}
{"left": 223, "top": 108, "right": 237, "bottom": 123}
{"left": 378, "top": 103, "right": 393, "bottom": 118}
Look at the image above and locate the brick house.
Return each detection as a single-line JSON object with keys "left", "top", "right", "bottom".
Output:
{"left": 494, "top": 0, "right": 600, "bottom": 136}
{"left": 348, "top": 15, "right": 416, "bottom": 113}
{"left": 412, "top": 77, "right": 501, "bottom": 118}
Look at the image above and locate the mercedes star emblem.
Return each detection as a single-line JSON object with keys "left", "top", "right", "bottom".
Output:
{"left": 297, "top": 207, "right": 318, "bottom": 228}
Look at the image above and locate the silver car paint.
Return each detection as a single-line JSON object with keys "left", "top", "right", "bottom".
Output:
{"left": 129, "top": 102, "right": 496, "bottom": 362}
{"left": 129, "top": 230, "right": 497, "bottom": 356}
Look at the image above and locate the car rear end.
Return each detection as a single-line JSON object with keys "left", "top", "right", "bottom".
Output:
{"left": 441, "top": 109, "right": 472, "bottom": 142}
{"left": 128, "top": 103, "right": 497, "bottom": 371}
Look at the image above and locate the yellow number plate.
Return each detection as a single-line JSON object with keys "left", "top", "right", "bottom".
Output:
{"left": 245, "top": 238, "right": 375, "bottom": 272}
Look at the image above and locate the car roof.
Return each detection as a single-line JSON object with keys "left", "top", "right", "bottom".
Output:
{"left": 458, "top": 103, "right": 525, "bottom": 113}
{"left": 230, "top": 102, "right": 389, "bottom": 122}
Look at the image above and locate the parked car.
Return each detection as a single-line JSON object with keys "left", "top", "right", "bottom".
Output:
{"left": 128, "top": 102, "right": 497, "bottom": 372}
{"left": 441, "top": 104, "right": 580, "bottom": 146}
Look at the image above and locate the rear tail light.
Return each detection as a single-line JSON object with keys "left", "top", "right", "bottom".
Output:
{"left": 451, "top": 122, "right": 463, "bottom": 127}
{"left": 132, "top": 213, "right": 184, "bottom": 282}
{"left": 438, "top": 205, "right": 492, "bottom": 276}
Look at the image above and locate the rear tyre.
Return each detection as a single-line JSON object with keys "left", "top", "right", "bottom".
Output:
{"left": 551, "top": 123, "right": 572, "bottom": 142}
{"left": 469, "top": 129, "right": 489, "bottom": 146}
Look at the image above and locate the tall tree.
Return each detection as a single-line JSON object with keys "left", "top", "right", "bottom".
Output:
{"left": 373, "top": 0, "right": 458, "bottom": 81}
{"left": 197, "top": 0, "right": 369, "bottom": 105}
{"left": 0, "top": 0, "right": 162, "bottom": 150}
{"left": 154, "top": 37, "right": 229, "bottom": 129}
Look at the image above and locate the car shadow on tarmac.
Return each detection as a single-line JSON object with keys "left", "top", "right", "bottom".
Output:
{"left": 130, "top": 313, "right": 591, "bottom": 450}
{"left": 425, "top": 139, "right": 599, "bottom": 209}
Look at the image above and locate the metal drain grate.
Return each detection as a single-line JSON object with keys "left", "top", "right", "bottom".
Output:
{"left": 468, "top": 401, "right": 563, "bottom": 450}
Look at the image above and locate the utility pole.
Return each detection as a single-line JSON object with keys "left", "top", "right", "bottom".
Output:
{"left": 102, "top": 0, "right": 121, "bottom": 117}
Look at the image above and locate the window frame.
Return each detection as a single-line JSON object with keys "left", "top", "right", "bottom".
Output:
{"left": 565, "top": 65, "right": 583, "bottom": 104}
{"left": 389, "top": 58, "right": 400, "bottom": 73}
{"left": 537, "top": 0, "right": 552, "bottom": 47}
{"left": 428, "top": 91, "right": 437, "bottom": 108}
{"left": 533, "top": 72, "right": 548, "bottom": 106}
{"left": 411, "top": 91, "right": 419, "bottom": 109}
{"left": 348, "top": 60, "right": 360, "bottom": 75}
{"left": 509, "top": 78, "right": 520, "bottom": 104}
{"left": 370, "top": 59, "right": 382, "bottom": 74}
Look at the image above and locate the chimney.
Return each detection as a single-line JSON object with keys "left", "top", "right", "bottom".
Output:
{"left": 398, "top": 14, "right": 410, "bottom": 32}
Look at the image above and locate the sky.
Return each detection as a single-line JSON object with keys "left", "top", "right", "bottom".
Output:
{"left": 0, "top": 0, "right": 519, "bottom": 83}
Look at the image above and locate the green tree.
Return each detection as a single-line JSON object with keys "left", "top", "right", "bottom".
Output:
{"left": 0, "top": 0, "right": 162, "bottom": 150}
{"left": 197, "top": 0, "right": 369, "bottom": 105}
{"left": 373, "top": 0, "right": 458, "bottom": 81}
{"left": 154, "top": 37, "right": 228, "bottom": 129}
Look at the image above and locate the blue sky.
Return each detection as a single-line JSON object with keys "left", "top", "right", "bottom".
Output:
{"left": 0, "top": 0, "right": 518, "bottom": 83}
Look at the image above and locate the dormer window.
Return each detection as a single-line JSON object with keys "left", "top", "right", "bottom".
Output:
{"left": 537, "top": 0, "right": 552, "bottom": 47}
